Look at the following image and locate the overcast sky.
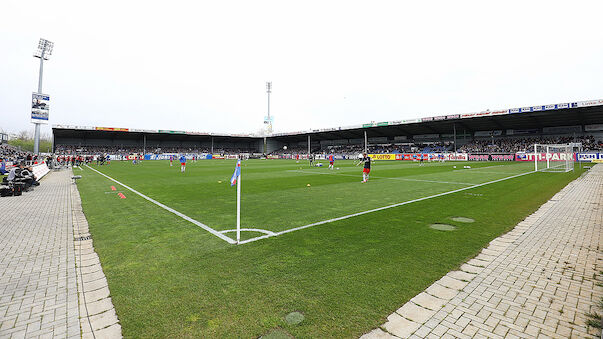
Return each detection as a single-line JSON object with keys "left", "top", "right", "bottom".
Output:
{"left": 1, "top": 0, "right": 602, "bottom": 137}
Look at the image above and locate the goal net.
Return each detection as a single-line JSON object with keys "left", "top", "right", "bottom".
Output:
{"left": 533, "top": 144, "right": 574, "bottom": 172}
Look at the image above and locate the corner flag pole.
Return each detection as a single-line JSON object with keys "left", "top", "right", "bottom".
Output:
{"left": 230, "top": 159, "right": 242, "bottom": 244}
{"left": 236, "top": 170, "right": 241, "bottom": 244}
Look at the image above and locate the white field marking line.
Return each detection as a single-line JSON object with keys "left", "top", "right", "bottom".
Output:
{"left": 451, "top": 164, "right": 511, "bottom": 171}
{"left": 85, "top": 165, "right": 236, "bottom": 244}
{"left": 287, "top": 169, "right": 475, "bottom": 186}
{"left": 456, "top": 171, "right": 527, "bottom": 175}
{"left": 238, "top": 233, "right": 275, "bottom": 245}
{"left": 219, "top": 228, "right": 276, "bottom": 236}
{"left": 239, "top": 170, "right": 536, "bottom": 245}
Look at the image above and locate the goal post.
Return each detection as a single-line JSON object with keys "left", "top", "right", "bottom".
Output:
{"left": 533, "top": 144, "right": 574, "bottom": 172}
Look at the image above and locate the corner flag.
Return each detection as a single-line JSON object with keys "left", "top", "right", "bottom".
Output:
{"left": 230, "top": 159, "right": 242, "bottom": 243}
{"left": 230, "top": 160, "right": 241, "bottom": 186}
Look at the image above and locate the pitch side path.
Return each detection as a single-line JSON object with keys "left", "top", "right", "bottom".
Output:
{"left": 0, "top": 169, "right": 121, "bottom": 338}
{"left": 363, "top": 164, "right": 603, "bottom": 339}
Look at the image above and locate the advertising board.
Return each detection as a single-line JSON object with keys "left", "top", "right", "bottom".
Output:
{"left": 515, "top": 153, "right": 576, "bottom": 161}
{"left": 368, "top": 154, "right": 397, "bottom": 161}
{"left": 31, "top": 93, "right": 50, "bottom": 122}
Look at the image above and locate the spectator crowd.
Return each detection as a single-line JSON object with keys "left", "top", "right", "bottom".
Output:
{"left": 458, "top": 135, "right": 602, "bottom": 153}
{"left": 0, "top": 144, "right": 36, "bottom": 164}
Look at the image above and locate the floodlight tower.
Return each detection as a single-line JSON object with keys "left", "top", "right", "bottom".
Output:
{"left": 266, "top": 81, "right": 272, "bottom": 135}
{"left": 33, "top": 38, "right": 54, "bottom": 155}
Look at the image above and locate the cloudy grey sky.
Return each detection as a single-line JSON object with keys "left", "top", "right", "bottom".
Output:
{"left": 1, "top": 0, "right": 602, "bottom": 136}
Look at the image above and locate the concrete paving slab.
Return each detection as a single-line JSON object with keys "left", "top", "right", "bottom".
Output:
{"left": 410, "top": 293, "right": 447, "bottom": 311}
{"left": 396, "top": 302, "right": 436, "bottom": 323}
{"left": 382, "top": 313, "right": 421, "bottom": 338}
{"left": 360, "top": 328, "right": 399, "bottom": 339}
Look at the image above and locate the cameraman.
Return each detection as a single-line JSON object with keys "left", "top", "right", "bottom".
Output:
{"left": 17, "top": 164, "right": 39, "bottom": 191}
{"left": 6, "top": 162, "right": 22, "bottom": 182}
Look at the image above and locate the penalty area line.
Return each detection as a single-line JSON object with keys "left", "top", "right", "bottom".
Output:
{"left": 239, "top": 170, "right": 536, "bottom": 245}
{"left": 85, "top": 165, "right": 236, "bottom": 244}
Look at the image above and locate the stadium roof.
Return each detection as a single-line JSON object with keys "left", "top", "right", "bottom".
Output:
{"left": 51, "top": 127, "right": 259, "bottom": 142}
{"left": 53, "top": 98, "right": 603, "bottom": 141}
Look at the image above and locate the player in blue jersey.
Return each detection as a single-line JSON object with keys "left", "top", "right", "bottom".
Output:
{"left": 328, "top": 154, "right": 335, "bottom": 170}
{"left": 179, "top": 155, "right": 186, "bottom": 172}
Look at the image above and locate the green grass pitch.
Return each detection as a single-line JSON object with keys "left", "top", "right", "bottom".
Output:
{"left": 75, "top": 159, "right": 584, "bottom": 338}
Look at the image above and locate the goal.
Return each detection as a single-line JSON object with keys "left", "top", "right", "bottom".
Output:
{"left": 533, "top": 144, "right": 574, "bottom": 172}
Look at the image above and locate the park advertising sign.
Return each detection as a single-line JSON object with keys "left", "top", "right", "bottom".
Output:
{"left": 515, "top": 153, "right": 576, "bottom": 162}
{"left": 368, "top": 154, "right": 397, "bottom": 161}
{"left": 31, "top": 92, "right": 49, "bottom": 122}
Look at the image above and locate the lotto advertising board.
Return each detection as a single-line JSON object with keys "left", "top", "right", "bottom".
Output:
{"left": 368, "top": 154, "right": 397, "bottom": 161}
{"left": 515, "top": 153, "right": 576, "bottom": 162}
{"left": 576, "top": 153, "right": 603, "bottom": 162}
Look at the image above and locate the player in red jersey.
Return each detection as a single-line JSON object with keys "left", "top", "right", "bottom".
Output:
{"left": 356, "top": 153, "right": 371, "bottom": 183}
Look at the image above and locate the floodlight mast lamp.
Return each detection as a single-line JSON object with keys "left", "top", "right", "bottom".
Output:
{"left": 33, "top": 38, "right": 53, "bottom": 155}
{"left": 266, "top": 81, "right": 272, "bottom": 121}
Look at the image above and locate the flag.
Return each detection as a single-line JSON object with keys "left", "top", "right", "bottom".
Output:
{"left": 230, "top": 160, "right": 241, "bottom": 186}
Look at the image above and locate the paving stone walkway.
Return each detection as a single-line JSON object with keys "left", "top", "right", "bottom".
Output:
{"left": 363, "top": 164, "right": 602, "bottom": 339}
{"left": 0, "top": 169, "right": 120, "bottom": 338}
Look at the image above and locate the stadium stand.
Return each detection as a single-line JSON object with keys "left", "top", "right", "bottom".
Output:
{"left": 51, "top": 98, "right": 603, "bottom": 161}
{"left": 459, "top": 135, "right": 601, "bottom": 153}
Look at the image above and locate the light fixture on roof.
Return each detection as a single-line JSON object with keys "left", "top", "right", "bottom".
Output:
{"left": 34, "top": 38, "right": 53, "bottom": 60}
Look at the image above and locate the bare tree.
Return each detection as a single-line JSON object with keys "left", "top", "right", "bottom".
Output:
{"left": 16, "top": 130, "right": 33, "bottom": 140}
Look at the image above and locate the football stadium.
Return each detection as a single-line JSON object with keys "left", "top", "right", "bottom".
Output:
{"left": 2, "top": 2, "right": 603, "bottom": 339}
{"left": 3, "top": 98, "right": 603, "bottom": 338}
